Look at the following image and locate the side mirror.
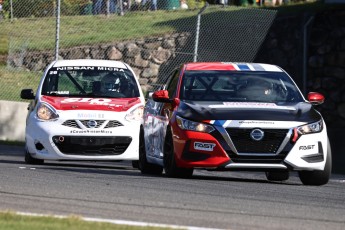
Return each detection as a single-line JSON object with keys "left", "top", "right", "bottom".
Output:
{"left": 152, "top": 90, "right": 172, "bottom": 103}
{"left": 307, "top": 92, "right": 324, "bottom": 105}
{"left": 21, "top": 89, "right": 35, "bottom": 100}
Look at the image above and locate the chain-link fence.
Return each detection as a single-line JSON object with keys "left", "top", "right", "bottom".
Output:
{"left": 0, "top": 0, "right": 278, "bottom": 101}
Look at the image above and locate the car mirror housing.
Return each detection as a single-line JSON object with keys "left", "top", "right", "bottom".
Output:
{"left": 307, "top": 92, "right": 324, "bottom": 105}
{"left": 20, "top": 89, "right": 35, "bottom": 100}
{"left": 152, "top": 90, "right": 172, "bottom": 103}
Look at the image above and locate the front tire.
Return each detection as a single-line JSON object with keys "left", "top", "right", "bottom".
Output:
{"left": 163, "top": 128, "right": 193, "bottom": 178}
{"left": 24, "top": 148, "right": 44, "bottom": 165}
{"left": 298, "top": 139, "right": 332, "bottom": 186}
{"left": 138, "top": 128, "right": 163, "bottom": 175}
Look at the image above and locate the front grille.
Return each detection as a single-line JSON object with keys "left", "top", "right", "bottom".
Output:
{"left": 53, "top": 136, "right": 132, "bottom": 156}
{"left": 226, "top": 128, "right": 288, "bottom": 154}
{"left": 104, "top": 120, "right": 123, "bottom": 128}
{"left": 61, "top": 120, "right": 79, "bottom": 128}
{"left": 79, "top": 120, "right": 105, "bottom": 128}
{"left": 62, "top": 120, "right": 123, "bottom": 129}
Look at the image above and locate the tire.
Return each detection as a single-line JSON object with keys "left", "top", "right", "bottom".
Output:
{"left": 298, "top": 139, "right": 332, "bottom": 186}
{"left": 163, "top": 128, "right": 193, "bottom": 178}
{"left": 265, "top": 171, "right": 289, "bottom": 181}
{"left": 132, "top": 160, "right": 139, "bottom": 169}
{"left": 24, "top": 148, "right": 44, "bottom": 165}
{"left": 138, "top": 128, "right": 163, "bottom": 175}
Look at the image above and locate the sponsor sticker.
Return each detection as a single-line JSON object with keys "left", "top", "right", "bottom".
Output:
{"left": 61, "top": 98, "right": 123, "bottom": 107}
{"left": 70, "top": 130, "right": 113, "bottom": 134}
{"left": 194, "top": 142, "right": 216, "bottom": 151}
{"left": 55, "top": 66, "right": 125, "bottom": 72}
{"left": 297, "top": 143, "right": 318, "bottom": 153}
{"left": 209, "top": 102, "right": 296, "bottom": 111}
{"left": 299, "top": 145, "right": 316, "bottom": 151}
{"left": 77, "top": 113, "right": 105, "bottom": 119}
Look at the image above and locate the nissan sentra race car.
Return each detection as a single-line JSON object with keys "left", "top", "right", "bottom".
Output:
{"left": 139, "top": 62, "right": 332, "bottom": 185}
{"left": 21, "top": 59, "right": 145, "bottom": 166}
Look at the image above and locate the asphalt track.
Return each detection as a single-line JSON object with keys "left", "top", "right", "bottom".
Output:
{"left": 0, "top": 145, "right": 344, "bottom": 230}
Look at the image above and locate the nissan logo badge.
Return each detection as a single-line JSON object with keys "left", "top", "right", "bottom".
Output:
{"left": 250, "top": 129, "right": 264, "bottom": 141}
{"left": 87, "top": 120, "right": 97, "bottom": 128}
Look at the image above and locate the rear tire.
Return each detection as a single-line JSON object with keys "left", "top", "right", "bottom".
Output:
{"left": 298, "top": 139, "right": 332, "bottom": 186}
{"left": 163, "top": 129, "right": 193, "bottom": 178}
{"left": 138, "top": 128, "right": 163, "bottom": 175}
{"left": 265, "top": 171, "right": 289, "bottom": 181}
{"left": 24, "top": 148, "right": 44, "bottom": 165}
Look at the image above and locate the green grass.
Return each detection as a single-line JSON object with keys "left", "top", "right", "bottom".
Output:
{"left": 0, "top": 9, "right": 200, "bottom": 52}
{"left": 2, "top": 2, "right": 343, "bottom": 52}
{"left": 0, "top": 65, "right": 42, "bottom": 101}
{"left": 0, "top": 212, "right": 174, "bottom": 230}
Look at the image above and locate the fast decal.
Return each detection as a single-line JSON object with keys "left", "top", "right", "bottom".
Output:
{"left": 299, "top": 145, "right": 316, "bottom": 150}
{"left": 194, "top": 142, "right": 216, "bottom": 151}
{"left": 61, "top": 98, "right": 123, "bottom": 107}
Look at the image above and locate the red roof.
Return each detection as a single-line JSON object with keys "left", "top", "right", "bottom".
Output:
{"left": 184, "top": 62, "right": 236, "bottom": 71}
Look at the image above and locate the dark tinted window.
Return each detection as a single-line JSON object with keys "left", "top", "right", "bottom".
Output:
{"left": 180, "top": 71, "right": 304, "bottom": 103}
{"left": 166, "top": 70, "right": 180, "bottom": 98}
{"left": 42, "top": 67, "right": 140, "bottom": 98}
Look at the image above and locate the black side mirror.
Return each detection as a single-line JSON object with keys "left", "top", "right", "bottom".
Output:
{"left": 20, "top": 89, "right": 35, "bottom": 100}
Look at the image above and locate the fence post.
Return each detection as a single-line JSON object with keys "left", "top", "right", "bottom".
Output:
{"left": 55, "top": 0, "right": 61, "bottom": 61}
{"left": 193, "top": 3, "right": 208, "bottom": 63}
{"left": 10, "top": 0, "right": 13, "bottom": 22}
{"left": 302, "top": 15, "right": 314, "bottom": 96}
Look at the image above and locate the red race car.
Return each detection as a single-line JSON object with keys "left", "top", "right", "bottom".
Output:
{"left": 139, "top": 62, "right": 331, "bottom": 185}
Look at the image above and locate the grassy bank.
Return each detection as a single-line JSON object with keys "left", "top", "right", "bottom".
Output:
{"left": 0, "top": 212, "right": 172, "bottom": 230}
{"left": 1, "top": 2, "right": 342, "bottom": 52}
{"left": 0, "top": 65, "right": 41, "bottom": 102}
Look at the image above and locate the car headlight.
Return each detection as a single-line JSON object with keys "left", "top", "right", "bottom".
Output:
{"left": 125, "top": 105, "right": 144, "bottom": 121}
{"left": 176, "top": 116, "right": 215, "bottom": 133}
{"left": 297, "top": 120, "right": 323, "bottom": 135}
{"left": 36, "top": 102, "right": 59, "bottom": 121}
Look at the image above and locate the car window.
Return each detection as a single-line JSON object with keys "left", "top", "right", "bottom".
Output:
{"left": 41, "top": 67, "right": 140, "bottom": 98}
{"left": 180, "top": 70, "right": 304, "bottom": 103}
{"left": 166, "top": 70, "right": 180, "bottom": 98}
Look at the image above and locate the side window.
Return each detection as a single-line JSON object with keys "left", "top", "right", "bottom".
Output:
{"left": 166, "top": 70, "right": 180, "bottom": 98}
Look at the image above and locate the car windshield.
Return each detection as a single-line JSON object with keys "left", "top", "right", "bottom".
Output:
{"left": 41, "top": 66, "right": 140, "bottom": 98}
{"left": 180, "top": 70, "right": 304, "bottom": 103}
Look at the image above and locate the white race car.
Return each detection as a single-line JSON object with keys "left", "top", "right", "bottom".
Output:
{"left": 20, "top": 59, "right": 145, "bottom": 165}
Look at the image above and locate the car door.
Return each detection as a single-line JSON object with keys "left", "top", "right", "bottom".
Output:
{"left": 145, "top": 69, "right": 181, "bottom": 160}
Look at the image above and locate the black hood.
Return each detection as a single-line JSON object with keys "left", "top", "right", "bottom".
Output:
{"left": 176, "top": 100, "right": 321, "bottom": 122}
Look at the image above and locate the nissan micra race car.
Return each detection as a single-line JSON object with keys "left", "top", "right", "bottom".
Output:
{"left": 139, "top": 62, "right": 331, "bottom": 185}
{"left": 21, "top": 59, "right": 145, "bottom": 165}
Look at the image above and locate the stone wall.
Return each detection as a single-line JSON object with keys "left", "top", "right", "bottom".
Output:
{"left": 8, "top": 32, "right": 191, "bottom": 93}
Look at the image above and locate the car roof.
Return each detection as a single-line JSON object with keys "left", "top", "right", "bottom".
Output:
{"left": 51, "top": 59, "right": 128, "bottom": 69}
{"left": 184, "top": 62, "right": 283, "bottom": 72}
